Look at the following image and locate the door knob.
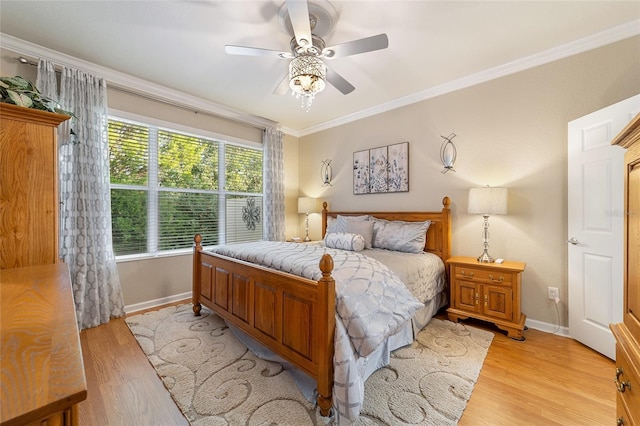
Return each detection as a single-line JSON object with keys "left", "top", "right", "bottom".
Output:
{"left": 567, "top": 237, "right": 580, "bottom": 245}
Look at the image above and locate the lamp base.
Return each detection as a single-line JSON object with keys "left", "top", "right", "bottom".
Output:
{"left": 303, "top": 213, "right": 311, "bottom": 242}
{"left": 477, "top": 250, "right": 495, "bottom": 263}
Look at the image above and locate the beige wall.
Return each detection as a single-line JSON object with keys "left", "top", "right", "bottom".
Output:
{"left": 1, "top": 49, "right": 37, "bottom": 80}
{"left": 298, "top": 36, "right": 640, "bottom": 328}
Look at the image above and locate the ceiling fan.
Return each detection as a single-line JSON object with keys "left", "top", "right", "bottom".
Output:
{"left": 224, "top": 0, "right": 389, "bottom": 110}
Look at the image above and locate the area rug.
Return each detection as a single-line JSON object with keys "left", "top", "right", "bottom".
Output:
{"left": 125, "top": 304, "right": 493, "bottom": 425}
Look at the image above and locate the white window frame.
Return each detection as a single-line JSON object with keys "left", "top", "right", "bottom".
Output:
{"left": 109, "top": 109, "right": 264, "bottom": 261}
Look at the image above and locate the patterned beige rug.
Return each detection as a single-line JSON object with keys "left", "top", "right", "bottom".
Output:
{"left": 125, "top": 304, "right": 493, "bottom": 425}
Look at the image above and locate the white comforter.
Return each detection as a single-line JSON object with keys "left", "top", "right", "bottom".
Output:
{"left": 207, "top": 241, "right": 426, "bottom": 422}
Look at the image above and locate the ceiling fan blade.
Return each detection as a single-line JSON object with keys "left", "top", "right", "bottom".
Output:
{"left": 323, "top": 34, "right": 389, "bottom": 58}
{"left": 225, "top": 45, "right": 292, "bottom": 59}
{"left": 286, "top": 0, "right": 312, "bottom": 48}
{"left": 326, "top": 67, "right": 355, "bottom": 95}
{"left": 273, "top": 74, "right": 291, "bottom": 95}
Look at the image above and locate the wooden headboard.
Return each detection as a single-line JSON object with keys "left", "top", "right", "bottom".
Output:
{"left": 321, "top": 196, "right": 452, "bottom": 262}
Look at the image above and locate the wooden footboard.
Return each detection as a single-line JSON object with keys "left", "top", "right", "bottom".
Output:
{"left": 192, "top": 235, "right": 336, "bottom": 416}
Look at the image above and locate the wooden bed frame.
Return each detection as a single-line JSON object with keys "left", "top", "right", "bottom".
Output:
{"left": 192, "top": 196, "right": 451, "bottom": 416}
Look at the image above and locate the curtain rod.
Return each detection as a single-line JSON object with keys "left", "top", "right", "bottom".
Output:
{"left": 13, "top": 55, "right": 270, "bottom": 133}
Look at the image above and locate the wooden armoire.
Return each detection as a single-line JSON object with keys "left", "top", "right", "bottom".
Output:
{"left": 610, "top": 111, "right": 640, "bottom": 425}
{"left": 1, "top": 104, "right": 87, "bottom": 425}
{"left": 0, "top": 103, "right": 70, "bottom": 269}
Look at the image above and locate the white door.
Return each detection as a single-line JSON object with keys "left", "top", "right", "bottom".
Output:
{"left": 567, "top": 95, "right": 640, "bottom": 360}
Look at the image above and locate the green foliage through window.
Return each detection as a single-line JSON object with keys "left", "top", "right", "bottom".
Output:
{"left": 108, "top": 117, "right": 263, "bottom": 256}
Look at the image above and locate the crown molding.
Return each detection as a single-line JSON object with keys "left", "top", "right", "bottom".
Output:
{"left": 297, "top": 19, "right": 640, "bottom": 137}
{"left": 0, "top": 33, "right": 279, "bottom": 132}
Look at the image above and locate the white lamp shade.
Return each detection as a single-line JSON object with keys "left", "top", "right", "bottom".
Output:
{"left": 297, "top": 197, "right": 319, "bottom": 214}
{"left": 468, "top": 187, "right": 508, "bottom": 215}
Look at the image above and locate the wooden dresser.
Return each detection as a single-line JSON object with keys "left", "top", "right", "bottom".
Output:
{"left": 610, "top": 112, "right": 640, "bottom": 426}
{"left": 1, "top": 263, "right": 87, "bottom": 426}
{"left": 0, "top": 103, "right": 70, "bottom": 269}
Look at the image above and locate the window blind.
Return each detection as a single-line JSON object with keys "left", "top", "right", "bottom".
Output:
{"left": 108, "top": 116, "right": 263, "bottom": 257}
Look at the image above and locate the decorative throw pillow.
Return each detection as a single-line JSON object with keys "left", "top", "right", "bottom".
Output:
{"left": 324, "top": 232, "right": 366, "bottom": 252}
{"left": 326, "top": 216, "right": 337, "bottom": 234}
{"left": 345, "top": 218, "right": 374, "bottom": 249}
{"left": 326, "top": 214, "right": 369, "bottom": 234}
{"left": 372, "top": 219, "right": 431, "bottom": 253}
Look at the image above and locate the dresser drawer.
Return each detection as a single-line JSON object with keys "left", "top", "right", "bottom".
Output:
{"left": 453, "top": 265, "right": 514, "bottom": 285}
{"left": 617, "top": 392, "right": 633, "bottom": 426}
{"left": 615, "top": 344, "right": 639, "bottom": 424}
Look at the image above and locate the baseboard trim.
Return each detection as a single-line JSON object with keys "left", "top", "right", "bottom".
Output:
{"left": 525, "top": 317, "right": 571, "bottom": 337}
{"left": 125, "top": 292, "right": 192, "bottom": 314}
{"left": 125, "top": 294, "right": 572, "bottom": 338}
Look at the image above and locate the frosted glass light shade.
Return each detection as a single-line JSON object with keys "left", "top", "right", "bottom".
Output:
{"left": 297, "top": 197, "right": 320, "bottom": 214}
{"left": 468, "top": 187, "right": 508, "bottom": 215}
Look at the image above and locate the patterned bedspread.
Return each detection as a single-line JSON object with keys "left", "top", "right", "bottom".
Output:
{"left": 206, "top": 241, "right": 430, "bottom": 422}
{"left": 363, "top": 247, "right": 447, "bottom": 303}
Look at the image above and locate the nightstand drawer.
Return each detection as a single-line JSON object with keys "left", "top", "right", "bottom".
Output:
{"left": 453, "top": 265, "right": 513, "bottom": 285}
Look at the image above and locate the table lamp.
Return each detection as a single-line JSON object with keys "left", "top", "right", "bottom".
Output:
{"left": 297, "top": 197, "right": 319, "bottom": 242}
{"left": 468, "top": 186, "right": 508, "bottom": 263}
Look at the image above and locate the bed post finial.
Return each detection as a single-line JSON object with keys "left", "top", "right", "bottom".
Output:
{"left": 322, "top": 202, "right": 329, "bottom": 239}
{"left": 441, "top": 197, "right": 452, "bottom": 264}
{"left": 193, "top": 234, "right": 203, "bottom": 316}
{"left": 319, "top": 253, "right": 333, "bottom": 275}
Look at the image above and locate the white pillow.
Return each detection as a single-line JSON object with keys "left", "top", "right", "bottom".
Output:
{"left": 326, "top": 214, "right": 369, "bottom": 234}
{"left": 324, "top": 232, "right": 365, "bottom": 252}
{"left": 345, "top": 218, "right": 374, "bottom": 249}
{"left": 372, "top": 219, "right": 431, "bottom": 253}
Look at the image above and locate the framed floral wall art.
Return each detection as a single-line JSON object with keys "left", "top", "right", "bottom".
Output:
{"left": 353, "top": 149, "right": 370, "bottom": 194}
{"left": 353, "top": 142, "right": 409, "bottom": 194}
{"left": 387, "top": 142, "right": 409, "bottom": 192}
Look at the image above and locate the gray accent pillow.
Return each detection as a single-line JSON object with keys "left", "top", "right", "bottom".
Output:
{"left": 324, "top": 232, "right": 366, "bottom": 252}
{"left": 326, "top": 214, "right": 369, "bottom": 234}
{"left": 372, "top": 219, "right": 431, "bottom": 253}
{"left": 345, "top": 219, "right": 374, "bottom": 249}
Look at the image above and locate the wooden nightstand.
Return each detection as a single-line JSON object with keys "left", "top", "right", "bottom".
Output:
{"left": 446, "top": 256, "right": 527, "bottom": 340}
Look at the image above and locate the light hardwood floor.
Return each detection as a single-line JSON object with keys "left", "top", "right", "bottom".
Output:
{"left": 78, "top": 302, "right": 615, "bottom": 425}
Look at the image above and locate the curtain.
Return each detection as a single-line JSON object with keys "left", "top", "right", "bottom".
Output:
{"left": 37, "top": 60, "right": 125, "bottom": 330}
{"left": 263, "top": 127, "right": 286, "bottom": 241}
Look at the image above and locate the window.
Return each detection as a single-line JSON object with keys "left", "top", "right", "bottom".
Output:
{"left": 108, "top": 115, "right": 263, "bottom": 257}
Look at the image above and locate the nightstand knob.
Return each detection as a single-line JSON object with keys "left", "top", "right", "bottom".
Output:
{"left": 461, "top": 270, "right": 474, "bottom": 278}
{"left": 489, "top": 274, "right": 504, "bottom": 283}
{"left": 617, "top": 417, "right": 625, "bottom": 426}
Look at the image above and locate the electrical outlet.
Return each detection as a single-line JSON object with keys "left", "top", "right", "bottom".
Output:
{"left": 548, "top": 287, "right": 559, "bottom": 301}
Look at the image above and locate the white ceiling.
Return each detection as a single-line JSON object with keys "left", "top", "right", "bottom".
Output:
{"left": 1, "top": 1, "right": 639, "bottom": 134}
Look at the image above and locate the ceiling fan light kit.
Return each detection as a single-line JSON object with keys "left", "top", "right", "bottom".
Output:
{"left": 225, "top": 0, "right": 389, "bottom": 112}
{"left": 289, "top": 55, "right": 326, "bottom": 111}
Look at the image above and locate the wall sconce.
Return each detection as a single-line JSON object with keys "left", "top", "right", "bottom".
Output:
{"left": 321, "top": 159, "right": 333, "bottom": 186}
{"left": 468, "top": 186, "right": 508, "bottom": 263}
{"left": 440, "top": 133, "right": 457, "bottom": 173}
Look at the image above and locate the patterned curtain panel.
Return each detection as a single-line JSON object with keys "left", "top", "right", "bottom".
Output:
{"left": 37, "top": 61, "right": 125, "bottom": 330}
{"left": 263, "top": 127, "right": 285, "bottom": 241}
